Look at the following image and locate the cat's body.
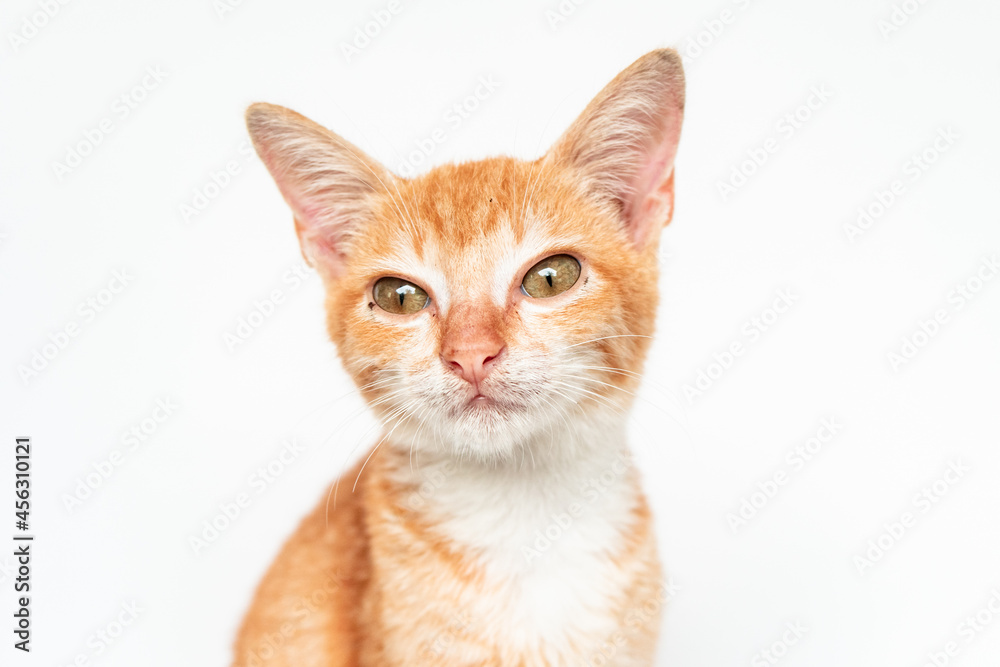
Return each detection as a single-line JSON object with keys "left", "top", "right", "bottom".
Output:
{"left": 234, "top": 50, "right": 684, "bottom": 666}
{"left": 237, "top": 439, "right": 659, "bottom": 665}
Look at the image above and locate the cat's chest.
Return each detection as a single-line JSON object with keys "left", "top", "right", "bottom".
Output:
{"left": 476, "top": 525, "right": 638, "bottom": 655}
{"left": 386, "top": 453, "right": 650, "bottom": 659}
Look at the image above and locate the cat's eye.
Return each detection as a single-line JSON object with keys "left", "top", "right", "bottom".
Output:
{"left": 521, "top": 254, "right": 581, "bottom": 298}
{"left": 373, "top": 277, "right": 429, "bottom": 314}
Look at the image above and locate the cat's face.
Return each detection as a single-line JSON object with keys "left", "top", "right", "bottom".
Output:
{"left": 324, "top": 159, "right": 660, "bottom": 459}
{"left": 247, "top": 50, "right": 684, "bottom": 462}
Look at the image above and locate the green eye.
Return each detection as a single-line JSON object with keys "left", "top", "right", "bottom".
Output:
{"left": 373, "top": 277, "right": 429, "bottom": 314}
{"left": 521, "top": 254, "right": 581, "bottom": 298}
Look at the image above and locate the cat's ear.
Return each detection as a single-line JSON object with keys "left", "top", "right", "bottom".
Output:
{"left": 546, "top": 49, "right": 685, "bottom": 247}
{"left": 245, "top": 103, "right": 392, "bottom": 279}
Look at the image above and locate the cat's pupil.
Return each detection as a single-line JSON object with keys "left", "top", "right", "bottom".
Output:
{"left": 395, "top": 284, "right": 415, "bottom": 307}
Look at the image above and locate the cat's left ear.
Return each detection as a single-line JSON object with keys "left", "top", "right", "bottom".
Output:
{"left": 545, "top": 49, "right": 685, "bottom": 248}
{"left": 246, "top": 103, "right": 393, "bottom": 279}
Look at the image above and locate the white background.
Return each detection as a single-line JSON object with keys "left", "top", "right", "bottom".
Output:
{"left": 2, "top": 0, "right": 999, "bottom": 665}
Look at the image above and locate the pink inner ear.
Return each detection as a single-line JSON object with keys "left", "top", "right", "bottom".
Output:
{"left": 622, "top": 117, "right": 681, "bottom": 246}
{"left": 294, "top": 217, "right": 347, "bottom": 278}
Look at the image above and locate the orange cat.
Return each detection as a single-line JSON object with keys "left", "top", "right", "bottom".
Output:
{"left": 234, "top": 49, "right": 684, "bottom": 666}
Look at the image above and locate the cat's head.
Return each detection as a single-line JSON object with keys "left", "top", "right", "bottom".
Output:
{"left": 246, "top": 50, "right": 684, "bottom": 463}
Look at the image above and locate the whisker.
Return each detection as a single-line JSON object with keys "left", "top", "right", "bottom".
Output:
{"left": 557, "top": 334, "right": 654, "bottom": 351}
{"left": 560, "top": 368, "right": 693, "bottom": 441}
{"left": 326, "top": 401, "right": 411, "bottom": 525}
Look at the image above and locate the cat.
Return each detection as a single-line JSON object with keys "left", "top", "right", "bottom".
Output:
{"left": 233, "top": 48, "right": 684, "bottom": 666}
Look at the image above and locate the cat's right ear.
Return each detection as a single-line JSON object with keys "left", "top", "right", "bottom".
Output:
{"left": 545, "top": 49, "right": 685, "bottom": 249}
{"left": 245, "top": 103, "right": 392, "bottom": 279}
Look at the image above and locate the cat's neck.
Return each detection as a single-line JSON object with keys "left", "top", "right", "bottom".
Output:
{"left": 377, "top": 409, "right": 643, "bottom": 566}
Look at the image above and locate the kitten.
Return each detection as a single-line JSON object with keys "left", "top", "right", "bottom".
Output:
{"left": 234, "top": 49, "right": 684, "bottom": 666}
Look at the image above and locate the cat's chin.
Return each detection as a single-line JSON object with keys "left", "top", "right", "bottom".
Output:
{"left": 429, "top": 394, "right": 536, "bottom": 459}
{"left": 391, "top": 382, "right": 593, "bottom": 463}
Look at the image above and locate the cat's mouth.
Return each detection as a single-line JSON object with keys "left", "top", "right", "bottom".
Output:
{"left": 466, "top": 394, "right": 501, "bottom": 410}
{"left": 457, "top": 391, "right": 519, "bottom": 416}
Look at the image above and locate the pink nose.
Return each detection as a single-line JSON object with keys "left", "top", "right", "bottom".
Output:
{"left": 443, "top": 344, "right": 505, "bottom": 389}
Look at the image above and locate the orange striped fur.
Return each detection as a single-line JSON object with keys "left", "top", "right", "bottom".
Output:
{"left": 235, "top": 49, "right": 685, "bottom": 666}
